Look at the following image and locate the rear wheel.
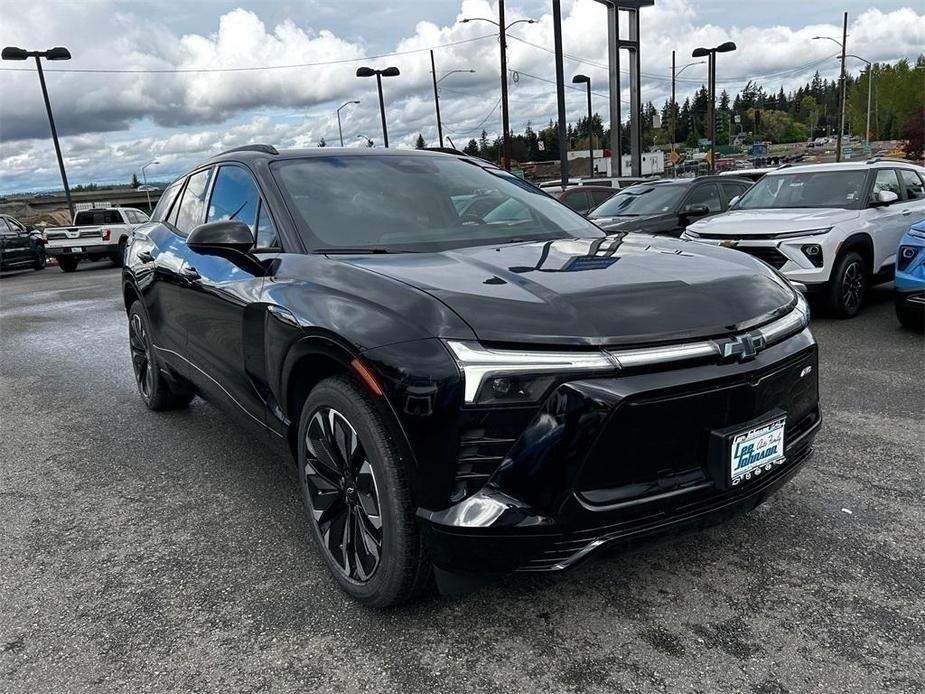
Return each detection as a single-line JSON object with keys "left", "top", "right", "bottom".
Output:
{"left": 825, "top": 251, "right": 866, "bottom": 318}
{"left": 127, "top": 301, "right": 195, "bottom": 411}
{"left": 298, "top": 375, "right": 430, "bottom": 606}
{"left": 58, "top": 256, "right": 78, "bottom": 273}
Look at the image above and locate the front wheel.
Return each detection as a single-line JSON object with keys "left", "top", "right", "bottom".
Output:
{"left": 896, "top": 297, "right": 924, "bottom": 332}
{"left": 111, "top": 239, "right": 126, "bottom": 267}
{"left": 825, "top": 251, "right": 866, "bottom": 318}
{"left": 58, "top": 256, "right": 78, "bottom": 273}
{"left": 298, "top": 375, "right": 430, "bottom": 606}
{"left": 33, "top": 248, "right": 46, "bottom": 270}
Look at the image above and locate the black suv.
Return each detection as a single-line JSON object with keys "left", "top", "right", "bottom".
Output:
{"left": 122, "top": 146, "right": 820, "bottom": 606}
{"left": 587, "top": 176, "right": 752, "bottom": 236}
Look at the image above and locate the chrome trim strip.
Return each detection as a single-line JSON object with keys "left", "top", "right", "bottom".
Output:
{"left": 152, "top": 344, "right": 283, "bottom": 438}
{"left": 610, "top": 341, "right": 718, "bottom": 368}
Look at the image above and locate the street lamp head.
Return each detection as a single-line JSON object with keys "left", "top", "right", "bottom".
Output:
{"left": 572, "top": 74, "right": 590, "bottom": 84}
{"left": 716, "top": 41, "right": 736, "bottom": 53}
{"left": 356, "top": 66, "right": 375, "bottom": 78}
{"left": 692, "top": 47, "right": 709, "bottom": 58}
{"left": 1, "top": 46, "right": 29, "bottom": 61}
{"left": 461, "top": 18, "right": 471, "bottom": 23}
{"left": 44, "top": 47, "right": 71, "bottom": 61}
{"left": 380, "top": 66, "right": 400, "bottom": 78}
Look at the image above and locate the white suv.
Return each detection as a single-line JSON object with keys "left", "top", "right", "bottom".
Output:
{"left": 682, "top": 159, "right": 925, "bottom": 317}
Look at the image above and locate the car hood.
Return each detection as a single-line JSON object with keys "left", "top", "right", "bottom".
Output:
{"left": 336, "top": 235, "right": 795, "bottom": 346}
{"left": 589, "top": 212, "right": 674, "bottom": 232}
{"left": 688, "top": 208, "right": 860, "bottom": 235}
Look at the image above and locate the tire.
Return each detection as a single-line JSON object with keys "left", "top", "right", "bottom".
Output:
{"left": 58, "top": 256, "right": 79, "bottom": 273}
{"left": 33, "top": 248, "right": 46, "bottom": 271}
{"left": 825, "top": 251, "right": 867, "bottom": 318}
{"left": 297, "top": 375, "right": 430, "bottom": 606}
{"left": 127, "top": 301, "right": 195, "bottom": 411}
{"left": 895, "top": 297, "right": 924, "bottom": 332}
{"left": 111, "top": 238, "right": 126, "bottom": 267}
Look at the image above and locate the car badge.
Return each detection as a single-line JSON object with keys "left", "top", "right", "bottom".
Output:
{"left": 721, "top": 333, "right": 763, "bottom": 362}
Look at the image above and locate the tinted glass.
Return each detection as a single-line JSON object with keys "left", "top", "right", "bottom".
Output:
{"left": 899, "top": 169, "right": 924, "bottom": 200}
{"left": 684, "top": 184, "right": 722, "bottom": 213}
{"left": 255, "top": 203, "right": 279, "bottom": 249}
{"left": 272, "top": 155, "right": 603, "bottom": 252}
{"left": 589, "top": 190, "right": 615, "bottom": 207}
{"left": 74, "top": 209, "right": 124, "bottom": 225}
{"left": 207, "top": 166, "right": 260, "bottom": 230}
{"left": 588, "top": 184, "right": 685, "bottom": 217}
{"left": 721, "top": 183, "right": 749, "bottom": 204}
{"left": 174, "top": 169, "right": 213, "bottom": 234}
{"left": 736, "top": 171, "right": 866, "bottom": 210}
{"left": 152, "top": 181, "right": 182, "bottom": 222}
{"left": 561, "top": 190, "right": 591, "bottom": 213}
{"left": 870, "top": 169, "right": 902, "bottom": 201}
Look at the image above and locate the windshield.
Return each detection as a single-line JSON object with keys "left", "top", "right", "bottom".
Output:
{"left": 588, "top": 184, "right": 685, "bottom": 218}
{"left": 272, "top": 155, "right": 604, "bottom": 252}
{"left": 735, "top": 170, "right": 867, "bottom": 210}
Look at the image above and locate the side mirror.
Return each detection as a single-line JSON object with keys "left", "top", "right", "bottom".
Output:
{"left": 187, "top": 220, "right": 254, "bottom": 253}
{"left": 681, "top": 204, "right": 710, "bottom": 221}
{"left": 873, "top": 190, "right": 899, "bottom": 206}
{"left": 728, "top": 195, "right": 741, "bottom": 208}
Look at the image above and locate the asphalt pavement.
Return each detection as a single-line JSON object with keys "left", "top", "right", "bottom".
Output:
{"left": 1, "top": 262, "right": 923, "bottom": 694}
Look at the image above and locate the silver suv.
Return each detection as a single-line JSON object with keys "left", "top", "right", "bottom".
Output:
{"left": 683, "top": 159, "right": 925, "bottom": 317}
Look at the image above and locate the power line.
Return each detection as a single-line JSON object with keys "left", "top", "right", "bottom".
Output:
{"left": 450, "top": 97, "right": 502, "bottom": 135}
{"left": 0, "top": 34, "right": 496, "bottom": 74}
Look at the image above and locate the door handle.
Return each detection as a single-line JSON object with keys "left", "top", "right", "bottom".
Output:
{"left": 137, "top": 250, "right": 154, "bottom": 262}
{"left": 901, "top": 209, "right": 912, "bottom": 216}
{"left": 181, "top": 266, "right": 201, "bottom": 282}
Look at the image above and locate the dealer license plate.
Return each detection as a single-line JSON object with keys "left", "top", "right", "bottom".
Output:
{"left": 71, "top": 246, "right": 83, "bottom": 253}
{"left": 729, "top": 416, "right": 786, "bottom": 486}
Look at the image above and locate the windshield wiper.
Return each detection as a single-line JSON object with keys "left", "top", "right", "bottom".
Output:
{"left": 313, "top": 247, "right": 413, "bottom": 255}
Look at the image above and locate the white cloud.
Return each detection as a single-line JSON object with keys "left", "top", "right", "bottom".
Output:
{"left": 0, "top": 0, "right": 922, "bottom": 192}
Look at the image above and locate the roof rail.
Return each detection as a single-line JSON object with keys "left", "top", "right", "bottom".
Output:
{"left": 865, "top": 156, "right": 909, "bottom": 165}
{"left": 218, "top": 144, "right": 279, "bottom": 156}
{"left": 423, "top": 147, "right": 466, "bottom": 155}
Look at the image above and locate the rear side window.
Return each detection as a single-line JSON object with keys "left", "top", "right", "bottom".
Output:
{"left": 870, "top": 169, "right": 902, "bottom": 201}
{"left": 207, "top": 166, "right": 260, "bottom": 231}
{"left": 152, "top": 182, "right": 182, "bottom": 222}
{"left": 173, "top": 168, "right": 213, "bottom": 235}
{"left": 74, "top": 209, "right": 124, "bottom": 225}
{"left": 899, "top": 169, "right": 924, "bottom": 200}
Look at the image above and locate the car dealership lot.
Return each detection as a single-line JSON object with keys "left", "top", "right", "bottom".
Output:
{"left": 1, "top": 265, "right": 922, "bottom": 693}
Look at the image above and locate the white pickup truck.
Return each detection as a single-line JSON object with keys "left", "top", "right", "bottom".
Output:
{"left": 44, "top": 207, "right": 149, "bottom": 272}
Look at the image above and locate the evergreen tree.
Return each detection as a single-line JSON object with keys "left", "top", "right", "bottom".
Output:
{"left": 130, "top": 173, "right": 140, "bottom": 189}
{"left": 414, "top": 134, "right": 426, "bottom": 149}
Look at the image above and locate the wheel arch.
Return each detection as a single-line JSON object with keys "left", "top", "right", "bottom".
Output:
{"left": 280, "top": 334, "right": 417, "bottom": 472}
{"left": 837, "top": 233, "right": 874, "bottom": 274}
{"left": 122, "top": 280, "right": 142, "bottom": 314}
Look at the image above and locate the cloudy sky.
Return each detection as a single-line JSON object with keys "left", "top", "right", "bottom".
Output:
{"left": 0, "top": 0, "right": 922, "bottom": 193}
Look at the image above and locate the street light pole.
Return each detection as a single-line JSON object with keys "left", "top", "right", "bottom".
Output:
{"left": 430, "top": 57, "right": 475, "bottom": 150}
{"left": 356, "top": 66, "right": 400, "bottom": 148}
{"left": 141, "top": 160, "right": 158, "bottom": 212}
{"left": 670, "top": 56, "right": 705, "bottom": 175}
{"left": 462, "top": 10, "right": 535, "bottom": 170}
{"left": 2, "top": 46, "right": 74, "bottom": 219}
{"left": 336, "top": 100, "right": 360, "bottom": 147}
{"left": 572, "top": 75, "right": 594, "bottom": 177}
{"left": 692, "top": 42, "right": 736, "bottom": 174}
{"left": 837, "top": 12, "right": 848, "bottom": 161}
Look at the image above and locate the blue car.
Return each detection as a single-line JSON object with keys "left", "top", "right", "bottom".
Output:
{"left": 895, "top": 221, "right": 925, "bottom": 330}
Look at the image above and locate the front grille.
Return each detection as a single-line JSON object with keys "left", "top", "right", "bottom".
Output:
{"left": 735, "top": 246, "right": 788, "bottom": 269}
{"left": 452, "top": 428, "right": 514, "bottom": 502}
{"left": 575, "top": 349, "right": 818, "bottom": 505}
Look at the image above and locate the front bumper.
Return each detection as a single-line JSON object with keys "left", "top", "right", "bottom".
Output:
{"left": 684, "top": 234, "right": 835, "bottom": 285}
{"left": 418, "top": 331, "right": 820, "bottom": 578}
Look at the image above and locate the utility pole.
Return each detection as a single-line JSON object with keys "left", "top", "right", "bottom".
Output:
{"left": 498, "top": 0, "right": 511, "bottom": 169}
{"left": 430, "top": 50, "right": 444, "bottom": 148}
{"left": 670, "top": 50, "right": 676, "bottom": 165}
{"left": 553, "top": 0, "right": 569, "bottom": 187}
{"left": 836, "top": 11, "right": 848, "bottom": 162}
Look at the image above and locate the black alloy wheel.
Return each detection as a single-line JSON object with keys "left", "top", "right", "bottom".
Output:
{"left": 303, "top": 407, "right": 383, "bottom": 582}
{"left": 827, "top": 251, "right": 866, "bottom": 318}
{"left": 127, "top": 301, "right": 195, "bottom": 411}
{"left": 58, "top": 256, "right": 78, "bottom": 272}
{"left": 297, "top": 376, "right": 430, "bottom": 606}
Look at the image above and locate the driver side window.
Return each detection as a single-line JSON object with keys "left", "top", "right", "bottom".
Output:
{"left": 684, "top": 184, "right": 722, "bottom": 213}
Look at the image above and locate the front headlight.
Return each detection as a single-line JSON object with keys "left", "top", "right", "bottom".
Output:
{"left": 773, "top": 227, "right": 831, "bottom": 239}
{"left": 445, "top": 340, "right": 614, "bottom": 404}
